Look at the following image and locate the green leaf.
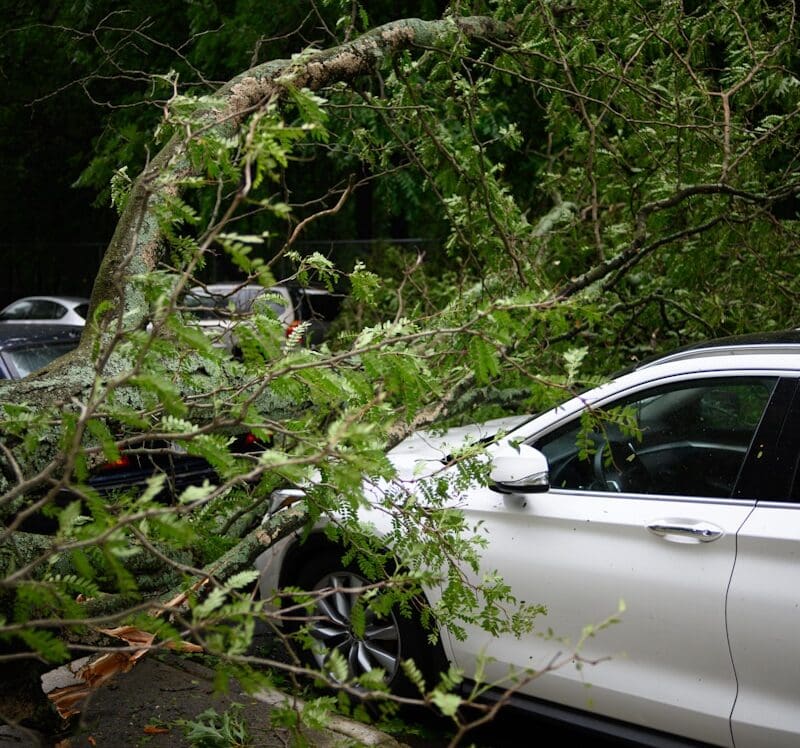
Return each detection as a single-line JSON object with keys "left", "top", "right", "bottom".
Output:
{"left": 194, "top": 587, "right": 227, "bottom": 619}
{"left": 325, "top": 647, "right": 349, "bottom": 684}
{"left": 138, "top": 473, "right": 168, "bottom": 504}
{"left": 17, "top": 628, "right": 70, "bottom": 664}
{"left": 563, "top": 347, "right": 588, "bottom": 384}
{"left": 431, "top": 690, "right": 462, "bottom": 717}
{"left": 468, "top": 337, "right": 500, "bottom": 385}
{"left": 85, "top": 418, "right": 120, "bottom": 463}
{"left": 130, "top": 373, "right": 187, "bottom": 416}
{"left": 110, "top": 166, "right": 131, "bottom": 214}
{"left": 178, "top": 481, "right": 217, "bottom": 504}
{"left": 225, "top": 570, "right": 259, "bottom": 591}
{"left": 57, "top": 500, "right": 84, "bottom": 536}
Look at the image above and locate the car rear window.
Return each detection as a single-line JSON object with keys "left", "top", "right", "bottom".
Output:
{"left": 4, "top": 341, "right": 78, "bottom": 378}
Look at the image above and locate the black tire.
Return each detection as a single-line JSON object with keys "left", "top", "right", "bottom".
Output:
{"left": 287, "top": 548, "right": 443, "bottom": 699}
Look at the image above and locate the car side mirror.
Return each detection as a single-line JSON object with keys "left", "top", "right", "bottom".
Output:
{"left": 490, "top": 443, "right": 550, "bottom": 494}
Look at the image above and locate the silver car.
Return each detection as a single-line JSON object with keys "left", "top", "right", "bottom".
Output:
{"left": 181, "top": 283, "right": 343, "bottom": 349}
{"left": 0, "top": 296, "right": 89, "bottom": 326}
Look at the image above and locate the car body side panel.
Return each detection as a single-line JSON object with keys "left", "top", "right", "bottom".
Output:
{"left": 728, "top": 503, "right": 800, "bottom": 748}
{"left": 444, "top": 486, "right": 752, "bottom": 747}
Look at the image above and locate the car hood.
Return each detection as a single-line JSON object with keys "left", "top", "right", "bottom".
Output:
{"left": 386, "top": 415, "right": 532, "bottom": 480}
{"left": 267, "top": 414, "right": 533, "bottom": 514}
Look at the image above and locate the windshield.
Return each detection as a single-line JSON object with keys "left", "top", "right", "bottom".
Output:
{"left": 183, "top": 289, "right": 286, "bottom": 321}
{"left": 183, "top": 292, "right": 235, "bottom": 321}
{"left": 3, "top": 341, "right": 77, "bottom": 378}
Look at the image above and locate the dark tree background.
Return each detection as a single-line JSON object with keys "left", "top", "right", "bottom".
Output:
{"left": 0, "top": 0, "right": 452, "bottom": 305}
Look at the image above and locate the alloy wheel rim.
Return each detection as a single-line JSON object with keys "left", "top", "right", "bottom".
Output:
{"left": 310, "top": 571, "right": 401, "bottom": 682}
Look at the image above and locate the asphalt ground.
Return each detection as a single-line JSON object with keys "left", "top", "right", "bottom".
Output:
{"left": 0, "top": 652, "right": 413, "bottom": 748}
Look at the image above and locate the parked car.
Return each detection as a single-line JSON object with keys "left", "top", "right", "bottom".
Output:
{"left": 79, "top": 432, "right": 262, "bottom": 508}
{"left": 257, "top": 329, "right": 800, "bottom": 748}
{"left": 181, "top": 282, "right": 343, "bottom": 350}
{"left": 0, "top": 296, "right": 89, "bottom": 326}
{"left": 0, "top": 323, "right": 262, "bottom": 532}
{"left": 0, "top": 323, "right": 82, "bottom": 379}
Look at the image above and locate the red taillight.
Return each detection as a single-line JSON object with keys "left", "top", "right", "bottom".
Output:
{"left": 100, "top": 455, "right": 131, "bottom": 471}
{"left": 244, "top": 432, "right": 258, "bottom": 445}
{"left": 285, "top": 320, "right": 301, "bottom": 337}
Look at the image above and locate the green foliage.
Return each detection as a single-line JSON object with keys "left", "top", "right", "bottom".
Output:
{"left": 178, "top": 704, "right": 252, "bottom": 748}
{"left": 110, "top": 166, "right": 132, "bottom": 214}
{"left": 15, "top": 628, "right": 70, "bottom": 664}
{"left": 129, "top": 373, "right": 188, "bottom": 417}
{"left": 430, "top": 688, "right": 462, "bottom": 717}
{"left": 468, "top": 337, "right": 501, "bottom": 385}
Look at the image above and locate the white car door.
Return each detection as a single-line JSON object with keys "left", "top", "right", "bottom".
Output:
{"left": 444, "top": 374, "right": 778, "bottom": 746}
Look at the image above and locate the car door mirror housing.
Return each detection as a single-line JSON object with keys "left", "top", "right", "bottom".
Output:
{"left": 490, "top": 443, "right": 550, "bottom": 494}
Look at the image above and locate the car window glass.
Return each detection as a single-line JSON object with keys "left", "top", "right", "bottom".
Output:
{"left": 532, "top": 377, "right": 777, "bottom": 498}
{"left": 234, "top": 288, "right": 260, "bottom": 313}
{"left": 183, "top": 291, "right": 235, "bottom": 320}
{"left": 75, "top": 304, "right": 89, "bottom": 320}
{"left": 32, "top": 300, "right": 66, "bottom": 319}
{"left": 0, "top": 300, "right": 65, "bottom": 319}
{"left": 6, "top": 341, "right": 78, "bottom": 378}
{"left": 0, "top": 300, "right": 33, "bottom": 319}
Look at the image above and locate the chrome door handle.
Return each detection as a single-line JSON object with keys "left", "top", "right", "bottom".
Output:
{"left": 647, "top": 522, "right": 723, "bottom": 543}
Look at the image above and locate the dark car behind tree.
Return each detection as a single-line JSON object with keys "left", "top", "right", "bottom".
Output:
{"left": 0, "top": 323, "right": 261, "bottom": 532}
{"left": 0, "top": 323, "right": 82, "bottom": 379}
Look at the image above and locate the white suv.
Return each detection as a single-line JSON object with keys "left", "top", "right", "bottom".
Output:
{"left": 257, "top": 330, "right": 800, "bottom": 748}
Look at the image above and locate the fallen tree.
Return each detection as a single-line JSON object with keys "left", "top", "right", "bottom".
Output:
{"left": 1, "top": 2, "right": 798, "bottom": 738}
{"left": 0, "top": 14, "right": 528, "bottom": 733}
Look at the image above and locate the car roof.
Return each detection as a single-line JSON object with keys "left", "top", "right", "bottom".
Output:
{"left": 0, "top": 323, "right": 83, "bottom": 349}
{"left": 3, "top": 295, "right": 89, "bottom": 305}
{"left": 629, "top": 329, "right": 800, "bottom": 371}
{"left": 189, "top": 283, "right": 260, "bottom": 293}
